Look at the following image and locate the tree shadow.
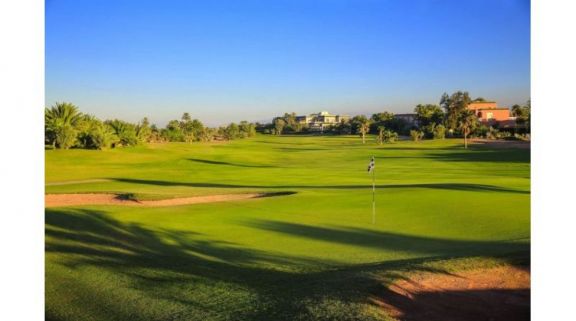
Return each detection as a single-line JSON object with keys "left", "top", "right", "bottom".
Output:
{"left": 46, "top": 209, "right": 529, "bottom": 321}
{"left": 274, "top": 147, "right": 332, "bottom": 152}
{"left": 187, "top": 158, "right": 277, "bottom": 168}
{"left": 377, "top": 287, "right": 530, "bottom": 321}
{"left": 378, "top": 146, "right": 463, "bottom": 151}
{"left": 244, "top": 220, "right": 529, "bottom": 260}
{"left": 109, "top": 178, "right": 529, "bottom": 194}
{"left": 423, "top": 149, "right": 530, "bottom": 163}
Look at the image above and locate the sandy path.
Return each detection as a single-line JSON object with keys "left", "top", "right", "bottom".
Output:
{"left": 45, "top": 193, "right": 265, "bottom": 208}
{"left": 376, "top": 265, "right": 530, "bottom": 321}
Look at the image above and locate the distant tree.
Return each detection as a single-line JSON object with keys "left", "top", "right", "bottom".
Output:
{"left": 238, "top": 121, "right": 248, "bottom": 138}
{"left": 382, "top": 128, "right": 399, "bottom": 143}
{"left": 161, "top": 120, "right": 185, "bottom": 142}
{"left": 199, "top": 127, "right": 215, "bottom": 142}
{"left": 282, "top": 112, "right": 298, "bottom": 132}
{"left": 473, "top": 97, "right": 487, "bottom": 102}
{"left": 76, "top": 115, "right": 119, "bottom": 149}
{"left": 414, "top": 104, "right": 444, "bottom": 128}
{"left": 458, "top": 110, "right": 479, "bottom": 149}
{"left": 292, "top": 122, "right": 304, "bottom": 133}
{"left": 352, "top": 115, "right": 372, "bottom": 144}
{"left": 433, "top": 124, "right": 446, "bottom": 140}
{"left": 368, "top": 112, "right": 407, "bottom": 134}
{"left": 180, "top": 113, "right": 203, "bottom": 142}
{"left": 526, "top": 99, "right": 531, "bottom": 132}
{"left": 420, "top": 123, "right": 436, "bottom": 138}
{"left": 239, "top": 121, "right": 256, "bottom": 137}
{"left": 105, "top": 119, "right": 139, "bottom": 146}
{"left": 136, "top": 117, "right": 152, "bottom": 143}
{"left": 388, "top": 118, "right": 409, "bottom": 135}
{"left": 45, "top": 102, "right": 83, "bottom": 149}
{"left": 85, "top": 121, "right": 118, "bottom": 149}
{"left": 274, "top": 118, "right": 286, "bottom": 135}
{"left": 224, "top": 123, "right": 240, "bottom": 140}
{"left": 370, "top": 112, "right": 394, "bottom": 124}
{"left": 148, "top": 124, "right": 164, "bottom": 142}
{"left": 511, "top": 101, "right": 531, "bottom": 132}
{"left": 334, "top": 120, "right": 351, "bottom": 135}
{"left": 376, "top": 126, "right": 385, "bottom": 145}
{"left": 440, "top": 91, "right": 472, "bottom": 131}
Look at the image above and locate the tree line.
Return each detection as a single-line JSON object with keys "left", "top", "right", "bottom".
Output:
{"left": 264, "top": 91, "right": 530, "bottom": 148}
{"left": 45, "top": 102, "right": 257, "bottom": 149}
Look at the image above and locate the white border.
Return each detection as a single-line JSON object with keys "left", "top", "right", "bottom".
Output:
{"left": 1, "top": 0, "right": 576, "bottom": 320}
{"left": 0, "top": 0, "right": 44, "bottom": 320}
{"left": 532, "top": 0, "right": 576, "bottom": 320}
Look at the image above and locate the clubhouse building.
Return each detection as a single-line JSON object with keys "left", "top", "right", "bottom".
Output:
{"left": 295, "top": 111, "right": 350, "bottom": 132}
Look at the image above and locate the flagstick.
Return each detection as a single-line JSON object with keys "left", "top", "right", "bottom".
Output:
{"left": 372, "top": 156, "right": 376, "bottom": 225}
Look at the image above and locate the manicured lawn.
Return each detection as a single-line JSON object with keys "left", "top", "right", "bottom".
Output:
{"left": 45, "top": 135, "right": 530, "bottom": 321}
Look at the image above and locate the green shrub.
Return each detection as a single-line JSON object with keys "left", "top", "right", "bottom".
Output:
{"left": 433, "top": 124, "right": 446, "bottom": 139}
{"left": 383, "top": 129, "right": 398, "bottom": 143}
{"left": 410, "top": 130, "right": 424, "bottom": 141}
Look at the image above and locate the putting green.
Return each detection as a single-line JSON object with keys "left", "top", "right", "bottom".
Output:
{"left": 45, "top": 135, "right": 530, "bottom": 321}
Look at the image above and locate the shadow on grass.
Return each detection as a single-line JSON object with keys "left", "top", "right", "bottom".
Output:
{"left": 46, "top": 208, "right": 529, "bottom": 321}
{"left": 378, "top": 287, "right": 530, "bottom": 321}
{"left": 187, "top": 158, "right": 277, "bottom": 168}
{"left": 374, "top": 148, "right": 529, "bottom": 163}
{"left": 109, "top": 178, "right": 529, "bottom": 194}
{"left": 244, "top": 220, "right": 529, "bottom": 258}
{"left": 423, "top": 149, "right": 530, "bottom": 163}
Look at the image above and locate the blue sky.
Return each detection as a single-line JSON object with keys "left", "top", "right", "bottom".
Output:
{"left": 46, "top": 0, "right": 530, "bottom": 126}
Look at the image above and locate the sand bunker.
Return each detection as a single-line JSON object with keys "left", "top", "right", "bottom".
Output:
{"left": 376, "top": 265, "right": 530, "bottom": 321}
{"left": 45, "top": 192, "right": 273, "bottom": 208}
{"left": 471, "top": 138, "right": 530, "bottom": 149}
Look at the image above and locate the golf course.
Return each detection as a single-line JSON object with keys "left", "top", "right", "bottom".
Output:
{"left": 45, "top": 135, "right": 530, "bottom": 321}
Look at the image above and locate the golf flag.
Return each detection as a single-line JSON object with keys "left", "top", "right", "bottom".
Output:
{"left": 367, "top": 156, "right": 376, "bottom": 224}
{"left": 367, "top": 156, "right": 375, "bottom": 173}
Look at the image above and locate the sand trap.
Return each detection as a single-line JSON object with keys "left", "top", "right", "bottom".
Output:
{"left": 45, "top": 193, "right": 270, "bottom": 208}
{"left": 471, "top": 138, "right": 530, "bottom": 149}
{"left": 375, "top": 265, "right": 530, "bottom": 321}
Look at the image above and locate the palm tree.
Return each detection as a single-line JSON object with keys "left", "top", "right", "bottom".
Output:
{"left": 105, "top": 119, "right": 139, "bottom": 146}
{"left": 353, "top": 116, "right": 372, "bottom": 144}
{"left": 274, "top": 118, "right": 286, "bottom": 136}
{"left": 458, "top": 110, "right": 479, "bottom": 149}
{"left": 45, "top": 102, "right": 83, "bottom": 149}
{"left": 376, "top": 126, "right": 385, "bottom": 145}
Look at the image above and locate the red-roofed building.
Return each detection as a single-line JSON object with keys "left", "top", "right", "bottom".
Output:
{"left": 467, "top": 101, "right": 516, "bottom": 128}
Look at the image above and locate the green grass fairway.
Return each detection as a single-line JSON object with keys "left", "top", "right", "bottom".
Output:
{"left": 45, "top": 136, "right": 530, "bottom": 321}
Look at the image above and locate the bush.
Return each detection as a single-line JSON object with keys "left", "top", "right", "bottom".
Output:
{"left": 383, "top": 130, "right": 399, "bottom": 143}
{"left": 486, "top": 127, "right": 499, "bottom": 140}
{"left": 495, "top": 131, "right": 512, "bottom": 139}
{"left": 77, "top": 121, "right": 118, "bottom": 149}
{"left": 410, "top": 130, "right": 424, "bottom": 142}
{"left": 421, "top": 123, "right": 436, "bottom": 139}
{"left": 432, "top": 124, "right": 446, "bottom": 139}
{"left": 474, "top": 125, "right": 490, "bottom": 138}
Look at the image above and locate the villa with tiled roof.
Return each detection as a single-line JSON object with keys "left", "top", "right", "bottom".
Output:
{"left": 467, "top": 101, "right": 516, "bottom": 128}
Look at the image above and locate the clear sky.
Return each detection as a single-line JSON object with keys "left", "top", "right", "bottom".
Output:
{"left": 46, "top": 0, "right": 530, "bottom": 126}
